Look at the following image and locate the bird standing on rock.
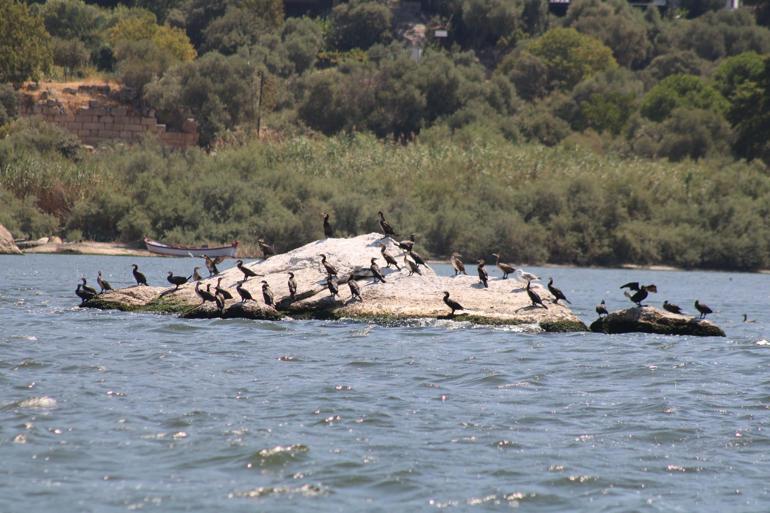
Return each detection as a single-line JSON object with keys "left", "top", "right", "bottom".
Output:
{"left": 596, "top": 299, "right": 608, "bottom": 317}
{"left": 377, "top": 211, "right": 396, "bottom": 238}
{"left": 403, "top": 254, "right": 421, "bottom": 276}
{"left": 442, "top": 291, "right": 464, "bottom": 317}
{"left": 379, "top": 244, "right": 400, "bottom": 269}
{"left": 450, "top": 253, "right": 466, "bottom": 275}
{"left": 491, "top": 253, "right": 515, "bottom": 279}
{"left": 663, "top": 300, "right": 684, "bottom": 315}
{"left": 76, "top": 283, "right": 96, "bottom": 304}
{"left": 287, "top": 272, "right": 297, "bottom": 300}
{"left": 408, "top": 249, "right": 429, "bottom": 268}
{"left": 235, "top": 280, "right": 254, "bottom": 303}
{"left": 132, "top": 264, "right": 147, "bottom": 286}
{"left": 370, "top": 258, "right": 386, "bottom": 284}
{"left": 190, "top": 267, "right": 203, "bottom": 282}
{"left": 320, "top": 254, "right": 338, "bottom": 276}
{"left": 167, "top": 272, "right": 188, "bottom": 290}
{"left": 397, "top": 234, "right": 415, "bottom": 252}
{"left": 327, "top": 276, "right": 339, "bottom": 298}
{"left": 547, "top": 277, "right": 570, "bottom": 305}
{"left": 322, "top": 212, "right": 334, "bottom": 238}
{"left": 215, "top": 277, "right": 233, "bottom": 300}
{"left": 236, "top": 260, "right": 258, "bottom": 281}
{"left": 621, "top": 282, "right": 657, "bottom": 307}
{"left": 97, "top": 271, "right": 112, "bottom": 293}
{"left": 348, "top": 279, "right": 362, "bottom": 302}
{"left": 195, "top": 282, "right": 217, "bottom": 305}
{"left": 261, "top": 281, "right": 274, "bottom": 307}
{"left": 204, "top": 255, "right": 224, "bottom": 277}
{"left": 695, "top": 300, "right": 713, "bottom": 319}
{"left": 258, "top": 239, "right": 275, "bottom": 258}
{"left": 526, "top": 280, "right": 548, "bottom": 309}
{"left": 477, "top": 259, "right": 488, "bottom": 288}
{"left": 81, "top": 277, "right": 97, "bottom": 296}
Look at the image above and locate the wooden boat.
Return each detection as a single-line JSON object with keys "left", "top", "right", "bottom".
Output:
{"left": 143, "top": 237, "right": 238, "bottom": 258}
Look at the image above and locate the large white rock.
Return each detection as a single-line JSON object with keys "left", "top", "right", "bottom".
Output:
{"left": 0, "top": 225, "right": 22, "bottom": 255}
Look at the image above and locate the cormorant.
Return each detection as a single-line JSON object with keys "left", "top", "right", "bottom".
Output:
{"left": 397, "top": 235, "right": 415, "bottom": 252}
{"left": 403, "top": 254, "right": 421, "bottom": 276}
{"left": 408, "top": 249, "right": 428, "bottom": 268}
{"left": 477, "top": 259, "right": 489, "bottom": 288}
{"left": 442, "top": 291, "right": 464, "bottom": 317}
{"left": 190, "top": 267, "right": 203, "bottom": 282}
{"left": 76, "top": 283, "right": 96, "bottom": 304}
{"left": 621, "top": 282, "right": 657, "bottom": 307}
{"left": 132, "top": 264, "right": 147, "bottom": 286}
{"left": 258, "top": 238, "right": 276, "bottom": 258}
{"left": 377, "top": 211, "right": 396, "bottom": 237}
{"left": 491, "top": 253, "right": 515, "bottom": 279}
{"left": 215, "top": 277, "right": 233, "bottom": 300}
{"left": 327, "top": 276, "right": 339, "bottom": 298}
{"left": 370, "top": 258, "right": 386, "bottom": 283}
{"left": 450, "top": 253, "right": 466, "bottom": 275}
{"left": 97, "top": 271, "right": 112, "bottom": 293}
{"left": 348, "top": 278, "right": 362, "bottom": 301}
{"left": 320, "top": 254, "right": 338, "bottom": 276}
{"left": 195, "top": 282, "right": 217, "bottom": 305}
{"left": 379, "top": 244, "right": 400, "bottom": 269}
{"left": 694, "top": 300, "right": 713, "bottom": 319}
{"left": 526, "top": 280, "right": 548, "bottom": 309}
{"left": 596, "top": 299, "right": 608, "bottom": 317}
{"left": 261, "top": 281, "right": 274, "bottom": 307}
{"left": 167, "top": 271, "right": 188, "bottom": 290}
{"left": 204, "top": 255, "right": 224, "bottom": 276}
{"left": 80, "top": 277, "right": 97, "bottom": 296}
{"left": 323, "top": 212, "right": 334, "bottom": 238}
{"left": 214, "top": 288, "right": 225, "bottom": 312}
{"left": 662, "top": 300, "right": 684, "bottom": 315}
{"left": 236, "top": 259, "right": 258, "bottom": 280}
{"left": 547, "top": 277, "right": 571, "bottom": 305}
{"left": 235, "top": 280, "right": 254, "bottom": 303}
{"left": 287, "top": 272, "right": 297, "bottom": 299}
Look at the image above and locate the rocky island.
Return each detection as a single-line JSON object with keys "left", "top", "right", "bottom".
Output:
{"left": 81, "top": 233, "right": 588, "bottom": 333}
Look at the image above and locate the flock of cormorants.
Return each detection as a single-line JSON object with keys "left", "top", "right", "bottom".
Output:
{"left": 75, "top": 211, "right": 718, "bottom": 321}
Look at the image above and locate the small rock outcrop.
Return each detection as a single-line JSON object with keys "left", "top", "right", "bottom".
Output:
{"left": 590, "top": 306, "right": 725, "bottom": 337}
{"left": 0, "top": 225, "right": 22, "bottom": 254}
{"left": 81, "top": 233, "right": 587, "bottom": 332}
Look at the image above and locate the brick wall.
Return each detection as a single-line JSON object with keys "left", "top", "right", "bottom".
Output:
{"left": 20, "top": 90, "right": 198, "bottom": 149}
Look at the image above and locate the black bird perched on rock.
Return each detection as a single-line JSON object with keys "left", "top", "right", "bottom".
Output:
{"left": 370, "top": 258, "right": 386, "bottom": 284}
{"left": 80, "top": 277, "right": 97, "bottom": 296}
{"left": 443, "top": 291, "right": 464, "bottom": 317}
{"left": 97, "top": 271, "right": 112, "bottom": 293}
{"left": 167, "top": 271, "right": 188, "bottom": 290}
{"left": 320, "top": 254, "right": 338, "bottom": 276}
{"left": 408, "top": 249, "right": 428, "bottom": 268}
{"left": 450, "top": 253, "right": 466, "bottom": 275}
{"left": 491, "top": 253, "right": 515, "bottom": 279}
{"left": 190, "top": 267, "right": 203, "bottom": 282}
{"left": 204, "top": 255, "right": 224, "bottom": 277}
{"left": 695, "top": 300, "right": 713, "bottom": 319}
{"left": 403, "top": 254, "right": 421, "bottom": 276}
{"left": 215, "top": 277, "right": 233, "bottom": 300}
{"left": 663, "top": 300, "right": 684, "bottom": 315}
{"left": 195, "top": 282, "right": 217, "bottom": 305}
{"left": 397, "top": 234, "right": 415, "bottom": 252}
{"left": 526, "top": 280, "right": 548, "bottom": 309}
{"left": 379, "top": 244, "right": 400, "bottom": 269}
{"left": 322, "top": 212, "right": 334, "bottom": 238}
{"left": 235, "top": 280, "right": 254, "bottom": 303}
{"left": 596, "top": 299, "right": 608, "bottom": 317}
{"left": 76, "top": 283, "right": 96, "bottom": 304}
{"left": 327, "top": 276, "right": 339, "bottom": 298}
{"left": 547, "top": 277, "right": 571, "bottom": 305}
{"left": 621, "top": 282, "right": 657, "bottom": 307}
{"left": 261, "top": 281, "right": 274, "bottom": 307}
{"left": 477, "top": 259, "right": 489, "bottom": 288}
{"left": 258, "top": 238, "right": 276, "bottom": 258}
{"left": 287, "top": 272, "right": 297, "bottom": 300}
{"left": 236, "top": 259, "right": 258, "bottom": 281}
{"left": 377, "top": 211, "right": 396, "bottom": 237}
{"left": 348, "top": 278, "right": 362, "bottom": 302}
{"left": 132, "top": 264, "right": 147, "bottom": 286}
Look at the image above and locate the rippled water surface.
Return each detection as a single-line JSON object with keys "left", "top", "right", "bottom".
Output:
{"left": 2, "top": 254, "right": 770, "bottom": 512}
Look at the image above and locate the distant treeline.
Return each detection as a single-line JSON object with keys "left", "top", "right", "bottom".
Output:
{"left": 1, "top": 120, "right": 769, "bottom": 270}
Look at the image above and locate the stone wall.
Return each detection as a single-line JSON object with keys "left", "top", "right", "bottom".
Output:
{"left": 20, "top": 87, "right": 198, "bottom": 149}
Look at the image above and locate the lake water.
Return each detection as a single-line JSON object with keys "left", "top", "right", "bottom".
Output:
{"left": 1, "top": 254, "right": 769, "bottom": 512}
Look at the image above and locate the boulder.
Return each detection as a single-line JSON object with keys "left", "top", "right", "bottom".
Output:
{"left": 590, "top": 306, "right": 725, "bottom": 337}
{"left": 0, "top": 225, "right": 22, "bottom": 254}
{"left": 81, "top": 233, "right": 588, "bottom": 332}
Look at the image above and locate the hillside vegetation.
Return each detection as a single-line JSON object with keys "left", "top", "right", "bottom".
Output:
{"left": 1, "top": 0, "right": 770, "bottom": 269}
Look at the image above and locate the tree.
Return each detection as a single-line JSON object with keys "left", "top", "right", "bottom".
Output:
{"left": 330, "top": 0, "right": 392, "bottom": 51}
{"left": 729, "top": 56, "right": 770, "bottom": 161}
{"left": 527, "top": 27, "right": 617, "bottom": 92}
{"left": 282, "top": 17, "right": 324, "bottom": 74}
{"left": 108, "top": 10, "right": 196, "bottom": 62}
{"left": 0, "top": 0, "right": 53, "bottom": 83}
{"left": 565, "top": 68, "right": 643, "bottom": 134}
{"left": 640, "top": 74, "right": 728, "bottom": 122}
{"left": 52, "top": 37, "right": 90, "bottom": 78}
{"left": 496, "top": 49, "right": 548, "bottom": 100}
{"left": 712, "top": 51, "right": 765, "bottom": 103}
{"left": 36, "top": 0, "right": 107, "bottom": 47}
